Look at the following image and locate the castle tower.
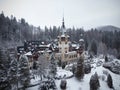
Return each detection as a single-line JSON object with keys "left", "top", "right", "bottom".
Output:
{"left": 57, "top": 17, "right": 70, "bottom": 61}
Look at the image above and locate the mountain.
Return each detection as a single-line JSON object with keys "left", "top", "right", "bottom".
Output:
{"left": 97, "top": 25, "right": 120, "bottom": 32}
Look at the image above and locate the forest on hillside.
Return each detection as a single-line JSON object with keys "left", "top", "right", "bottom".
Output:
{"left": 0, "top": 12, "right": 120, "bottom": 58}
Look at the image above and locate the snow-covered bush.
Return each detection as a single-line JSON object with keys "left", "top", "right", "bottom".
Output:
{"left": 39, "top": 78, "right": 56, "bottom": 90}
{"left": 84, "top": 63, "right": 91, "bottom": 74}
{"left": 107, "top": 74, "right": 113, "bottom": 88}
{"left": 103, "top": 61, "right": 120, "bottom": 74}
{"left": 62, "top": 62, "right": 66, "bottom": 69}
{"left": 96, "top": 60, "right": 103, "bottom": 67}
{"left": 39, "top": 83, "right": 48, "bottom": 90}
{"left": 60, "top": 79, "right": 67, "bottom": 89}
{"left": 89, "top": 72, "right": 100, "bottom": 90}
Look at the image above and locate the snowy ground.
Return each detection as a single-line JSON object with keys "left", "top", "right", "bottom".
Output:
{"left": 27, "top": 56, "right": 120, "bottom": 90}
{"left": 55, "top": 66, "right": 120, "bottom": 90}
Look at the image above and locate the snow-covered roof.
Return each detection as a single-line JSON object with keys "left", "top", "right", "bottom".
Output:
{"left": 75, "top": 46, "right": 79, "bottom": 49}
{"left": 25, "top": 51, "right": 32, "bottom": 56}
{"left": 38, "top": 51, "right": 44, "bottom": 53}
{"left": 46, "top": 50, "right": 52, "bottom": 53}
{"left": 39, "top": 44, "right": 50, "bottom": 47}
{"left": 66, "top": 51, "right": 77, "bottom": 54}
{"left": 41, "top": 42, "right": 45, "bottom": 44}
{"left": 79, "top": 39, "right": 84, "bottom": 42}
{"left": 61, "top": 34, "right": 65, "bottom": 37}
{"left": 72, "top": 44, "right": 78, "bottom": 47}
{"left": 66, "top": 35, "right": 70, "bottom": 37}
{"left": 47, "top": 44, "right": 51, "bottom": 47}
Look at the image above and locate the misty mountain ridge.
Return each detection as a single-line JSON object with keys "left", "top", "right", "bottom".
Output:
{"left": 96, "top": 25, "right": 120, "bottom": 32}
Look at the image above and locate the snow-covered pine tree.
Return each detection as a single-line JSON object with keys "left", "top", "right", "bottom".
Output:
{"left": 75, "top": 56, "right": 84, "bottom": 80}
{"left": 9, "top": 56, "right": 18, "bottom": 89}
{"left": 89, "top": 72, "right": 100, "bottom": 90}
{"left": 0, "top": 48, "right": 11, "bottom": 90}
{"left": 107, "top": 74, "right": 113, "bottom": 88}
{"left": 39, "top": 78, "right": 56, "bottom": 90}
{"left": 19, "top": 54, "right": 30, "bottom": 88}
{"left": 90, "top": 40, "right": 97, "bottom": 55}
{"left": 49, "top": 53, "right": 57, "bottom": 78}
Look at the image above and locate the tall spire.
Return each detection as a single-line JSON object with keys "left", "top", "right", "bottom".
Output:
{"left": 61, "top": 16, "right": 66, "bottom": 35}
{"left": 62, "top": 17, "right": 65, "bottom": 29}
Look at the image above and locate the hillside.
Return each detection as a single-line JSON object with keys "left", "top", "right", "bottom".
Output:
{"left": 97, "top": 25, "right": 120, "bottom": 32}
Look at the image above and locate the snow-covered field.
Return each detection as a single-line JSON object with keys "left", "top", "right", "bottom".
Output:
{"left": 27, "top": 56, "right": 120, "bottom": 90}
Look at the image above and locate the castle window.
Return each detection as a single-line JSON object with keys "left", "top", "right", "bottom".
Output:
{"left": 65, "top": 41, "right": 67, "bottom": 44}
{"left": 69, "top": 55, "right": 71, "bottom": 58}
{"left": 61, "top": 37, "right": 65, "bottom": 41}
{"left": 65, "top": 54, "right": 68, "bottom": 58}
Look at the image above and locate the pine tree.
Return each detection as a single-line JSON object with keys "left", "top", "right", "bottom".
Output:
{"left": 0, "top": 48, "right": 11, "bottom": 90}
{"left": 107, "top": 74, "right": 113, "bottom": 88}
{"left": 89, "top": 72, "right": 100, "bottom": 90}
{"left": 19, "top": 54, "right": 30, "bottom": 88}
{"left": 49, "top": 53, "right": 57, "bottom": 78}
{"left": 105, "top": 55, "right": 108, "bottom": 62}
{"left": 90, "top": 40, "right": 97, "bottom": 55}
{"left": 9, "top": 56, "right": 18, "bottom": 89}
{"left": 75, "top": 56, "right": 84, "bottom": 80}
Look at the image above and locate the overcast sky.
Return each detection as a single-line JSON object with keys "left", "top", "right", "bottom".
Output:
{"left": 0, "top": 0, "right": 120, "bottom": 30}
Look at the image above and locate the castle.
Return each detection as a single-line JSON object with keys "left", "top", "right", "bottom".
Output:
{"left": 55, "top": 17, "right": 84, "bottom": 63}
